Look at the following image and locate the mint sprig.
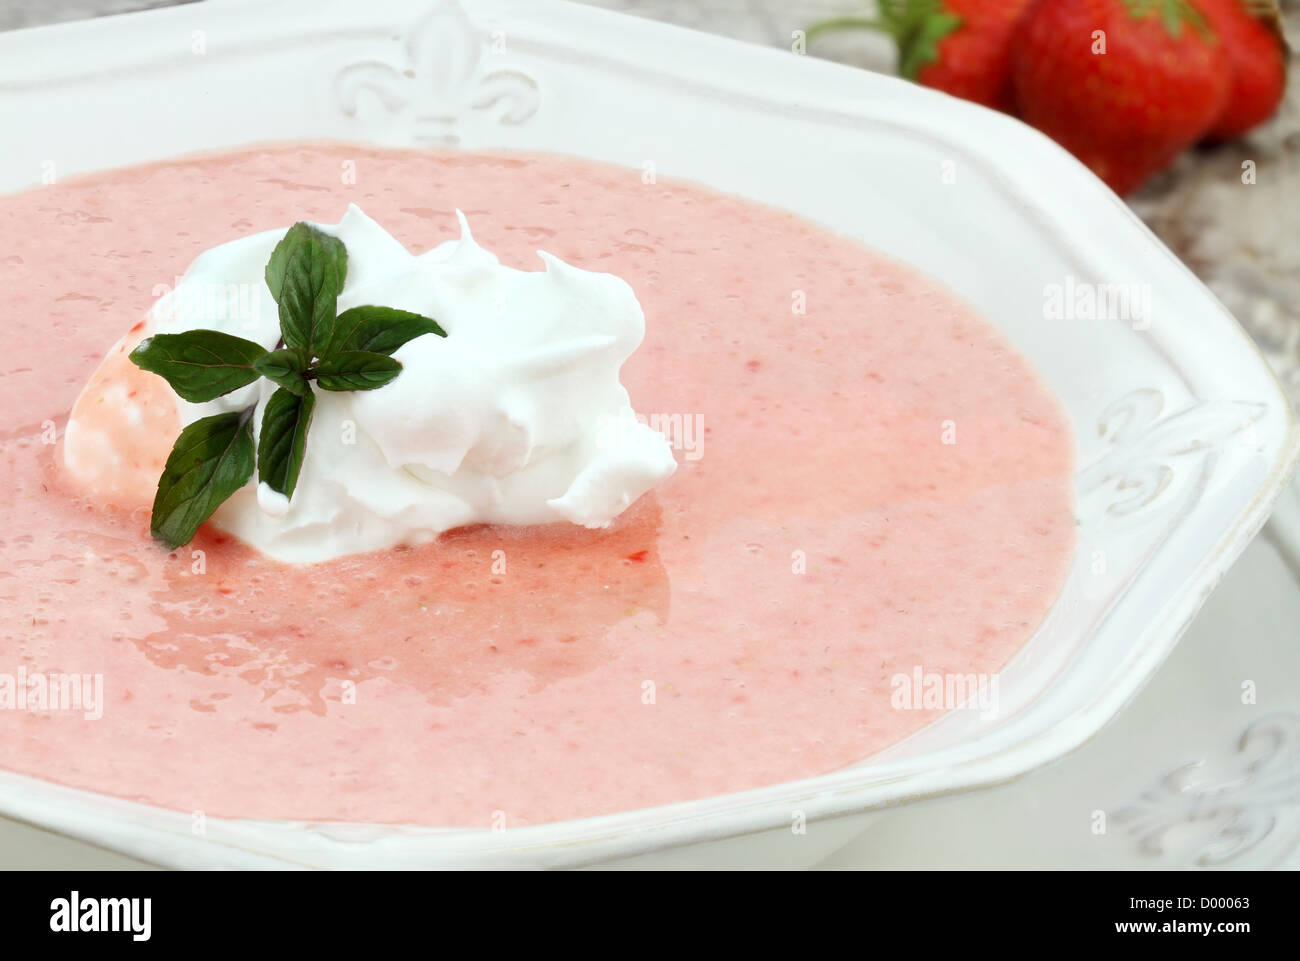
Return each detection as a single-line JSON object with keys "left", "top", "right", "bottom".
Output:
{"left": 252, "top": 347, "right": 311, "bottom": 396}
{"left": 129, "top": 221, "right": 447, "bottom": 549}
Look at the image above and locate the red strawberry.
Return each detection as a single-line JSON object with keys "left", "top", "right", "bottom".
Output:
{"left": 807, "top": 0, "right": 1035, "bottom": 112}
{"left": 1194, "top": 0, "right": 1287, "bottom": 141}
{"left": 1010, "top": 0, "right": 1231, "bottom": 195}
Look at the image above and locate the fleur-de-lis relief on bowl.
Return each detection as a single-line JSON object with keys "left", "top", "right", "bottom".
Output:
{"left": 1077, "top": 388, "right": 1265, "bottom": 523}
{"left": 334, "top": 0, "right": 539, "bottom": 146}
{"left": 1113, "top": 713, "right": 1300, "bottom": 866}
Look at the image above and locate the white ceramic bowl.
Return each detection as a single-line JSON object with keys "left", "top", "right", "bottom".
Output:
{"left": 0, "top": 0, "right": 1296, "bottom": 869}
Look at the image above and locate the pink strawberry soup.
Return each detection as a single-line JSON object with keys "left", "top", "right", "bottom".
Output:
{"left": 0, "top": 145, "right": 1075, "bottom": 826}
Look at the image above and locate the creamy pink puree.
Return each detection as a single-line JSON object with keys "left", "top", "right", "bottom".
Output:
{"left": 0, "top": 145, "right": 1075, "bottom": 826}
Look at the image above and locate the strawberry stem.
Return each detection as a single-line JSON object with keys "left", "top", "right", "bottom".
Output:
{"left": 1122, "top": 0, "right": 1213, "bottom": 40}
{"left": 806, "top": 2, "right": 964, "bottom": 80}
{"left": 805, "top": 16, "right": 887, "bottom": 45}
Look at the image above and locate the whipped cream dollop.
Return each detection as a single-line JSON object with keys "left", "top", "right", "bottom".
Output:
{"left": 135, "top": 206, "right": 676, "bottom": 562}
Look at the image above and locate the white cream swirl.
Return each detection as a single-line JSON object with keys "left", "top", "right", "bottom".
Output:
{"left": 146, "top": 205, "right": 676, "bottom": 562}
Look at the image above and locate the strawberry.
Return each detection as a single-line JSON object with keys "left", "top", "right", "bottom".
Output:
{"left": 807, "top": 0, "right": 1035, "bottom": 112}
{"left": 1194, "top": 0, "right": 1287, "bottom": 141}
{"left": 1010, "top": 0, "right": 1231, "bottom": 195}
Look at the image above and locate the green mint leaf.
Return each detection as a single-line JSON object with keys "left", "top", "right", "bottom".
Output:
{"left": 257, "top": 387, "right": 316, "bottom": 499}
{"left": 326, "top": 306, "right": 447, "bottom": 357}
{"left": 265, "top": 222, "right": 347, "bottom": 302}
{"left": 151, "top": 410, "right": 254, "bottom": 549}
{"left": 278, "top": 237, "right": 340, "bottom": 357}
{"left": 253, "top": 347, "right": 311, "bottom": 396}
{"left": 129, "top": 330, "right": 268, "bottom": 403}
{"left": 312, "top": 350, "right": 402, "bottom": 391}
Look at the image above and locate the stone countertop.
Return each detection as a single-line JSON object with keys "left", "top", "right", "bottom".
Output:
{"left": 0, "top": 0, "right": 198, "bottom": 29}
